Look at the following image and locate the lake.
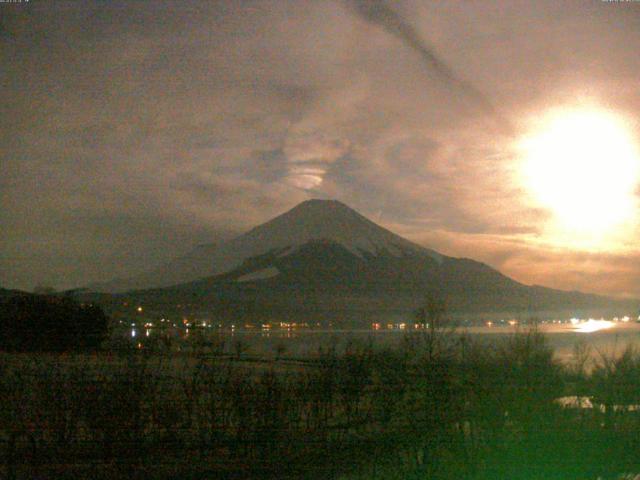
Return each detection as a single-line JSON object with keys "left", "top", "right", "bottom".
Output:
{"left": 132, "top": 318, "right": 640, "bottom": 364}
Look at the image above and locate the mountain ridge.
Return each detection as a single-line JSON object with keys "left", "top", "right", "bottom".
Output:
{"left": 87, "top": 199, "right": 636, "bottom": 319}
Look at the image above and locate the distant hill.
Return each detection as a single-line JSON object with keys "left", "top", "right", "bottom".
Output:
{"left": 0, "top": 287, "right": 29, "bottom": 300}
{"left": 88, "top": 200, "right": 636, "bottom": 321}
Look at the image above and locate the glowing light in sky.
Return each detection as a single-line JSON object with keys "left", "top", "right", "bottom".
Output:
{"left": 519, "top": 106, "right": 640, "bottom": 243}
{"left": 286, "top": 166, "right": 325, "bottom": 190}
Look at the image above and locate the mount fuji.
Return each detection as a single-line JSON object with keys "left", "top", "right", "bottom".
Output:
{"left": 90, "top": 200, "right": 629, "bottom": 318}
{"left": 92, "top": 199, "right": 442, "bottom": 293}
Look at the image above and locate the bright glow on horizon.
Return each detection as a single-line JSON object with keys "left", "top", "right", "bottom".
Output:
{"left": 574, "top": 319, "right": 614, "bottom": 333}
{"left": 519, "top": 106, "right": 640, "bottom": 246}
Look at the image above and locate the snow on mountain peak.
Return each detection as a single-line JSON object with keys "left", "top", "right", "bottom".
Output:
{"left": 241, "top": 199, "right": 440, "bottom": 260}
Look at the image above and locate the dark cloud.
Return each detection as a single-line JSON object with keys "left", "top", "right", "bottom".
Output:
{"left": 243, "top": 149, "right": 290, "bottom": 183}
{"left": 345, "top": 0, "right": 514, "bottom": 135}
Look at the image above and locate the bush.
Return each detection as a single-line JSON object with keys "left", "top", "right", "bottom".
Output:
{"left": 0, "top": 294, "right": 108, "bottom": 352}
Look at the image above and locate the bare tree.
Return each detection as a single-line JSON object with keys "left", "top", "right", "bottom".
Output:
{"left": 412, "top": 292, "right": 455, "bottom": 362}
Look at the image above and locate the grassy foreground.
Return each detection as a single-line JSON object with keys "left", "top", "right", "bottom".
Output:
{"left": 2, "top": 327, "right": 640, "bottom": 479}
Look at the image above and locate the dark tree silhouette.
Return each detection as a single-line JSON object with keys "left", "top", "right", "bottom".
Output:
{"left": 0, "top": 294, "right": 108, "bottom": 352}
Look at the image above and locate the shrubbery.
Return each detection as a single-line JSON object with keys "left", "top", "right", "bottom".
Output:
{"left": 2, "top": 321, "right": 640, "bottom": 479}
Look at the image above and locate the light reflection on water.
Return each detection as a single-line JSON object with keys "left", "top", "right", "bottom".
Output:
{"left": 555, "top": 395, "right": 640, "bottom": 412}
{"left": 573, "top": 319, "right": 614, "bottom": 333}
{"left": 127, "top": 321, "right": 640, "bottom": 362}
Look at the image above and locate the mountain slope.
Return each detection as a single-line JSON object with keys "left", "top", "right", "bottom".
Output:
{"left": 90, "top": 199, "right": 442, "bottom": 293}
{"left": 129, "top": 239, "right": 625, "bottom": 319}
{"left": 89, "top": 199, "right": 635, "bottom": 318}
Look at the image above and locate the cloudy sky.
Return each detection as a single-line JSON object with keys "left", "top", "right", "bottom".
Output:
{"left": 2, "top": 0, "right": 640, "bottom": 296}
